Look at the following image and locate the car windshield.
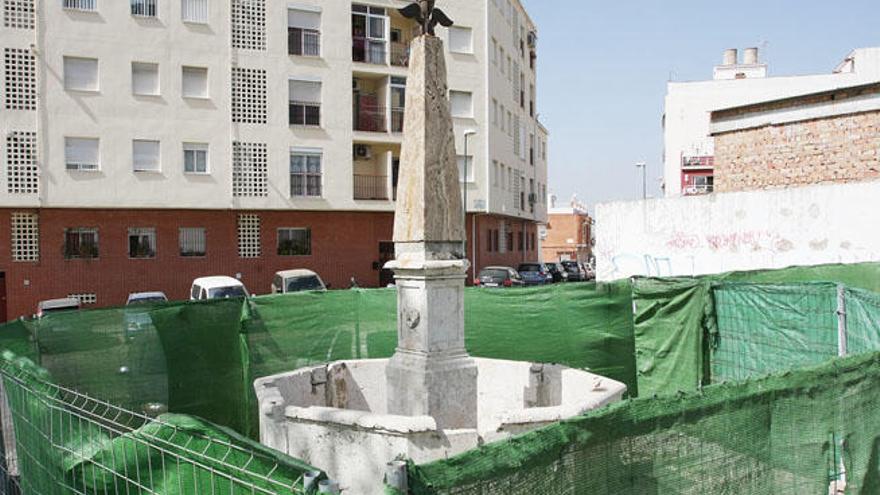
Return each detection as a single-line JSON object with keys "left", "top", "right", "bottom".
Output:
{"left": 286, "top": 276, "right": 324, "bottom": 292}
{"left": 480, "top": 269, "right": 508, "bottom": 280}
{"left": 562, "top": 262, "right": 579, "bottom": 272}
{"left": 518, "top": 264, "right": 542, "bottom": 272}
{"left": 129, "top": 296, "right": 165, "bottom": 305}
{"left": 41, "top": 305, "right": 78, "bottom": 314}
{"left": 208, "top": 286, "right": 247, "bottom": 299}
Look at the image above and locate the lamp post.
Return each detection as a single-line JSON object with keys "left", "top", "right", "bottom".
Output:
{"left": 635, "top": 161, "right": 647, "bottom": 200}
{"left": 462, "top": 130, "right": 476, "bottom": 256}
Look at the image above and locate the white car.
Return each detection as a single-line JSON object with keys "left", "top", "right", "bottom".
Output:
{"left": 190, "top": 276, "right": 249, "bottom": 301}
{"left": 271, "top": 269, "right": 327, "bottom": 294}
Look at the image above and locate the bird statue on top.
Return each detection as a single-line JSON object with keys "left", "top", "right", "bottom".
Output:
{"left": 398, "top": 0, "right": 454, "bottom": 36}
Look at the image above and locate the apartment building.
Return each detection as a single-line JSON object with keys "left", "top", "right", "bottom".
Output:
{"left": 0, "top": 0, "right": 548, "bottom": 319}
{"left": 663, "top": 46, "right": 880, "bottom": 197}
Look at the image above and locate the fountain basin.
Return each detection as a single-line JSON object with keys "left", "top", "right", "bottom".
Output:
{"left": 255, "top": 358, "right": 625, "bottom": 494}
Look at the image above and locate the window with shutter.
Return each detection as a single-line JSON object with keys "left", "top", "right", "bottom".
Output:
{"left": 288, "top": 8, "right": 320, "bottom": 56}
{"left": 63, "top": 56, "right": 98, "bottom": 92}
{"left": 132, "top": 62, "right": 159, "bottom": 95}
{"left": 65, "top": 138, "right": 99, "bottom": 171}
{"left": 132, "top": 140, "right": 160, "bottom": 172}
{"left": 181, "top": 0, "right": 207, "bottom": 23}
{"left": 289, "top": 80, "right": 321, "bottom": 126}
{"left": 182, "top": 66, "right": 208, "bottom": 98}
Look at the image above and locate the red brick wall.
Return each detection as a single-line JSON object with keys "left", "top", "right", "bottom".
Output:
{"left": 541, "top": 212, "right": 592, "bottom": 263}
{"left": 714, "top": 109, "right": 880, "bottom": 192}
{"left": 466, "top": 214, "right": 539, "bottom": 282}
{"left": 0, "top": 209, "right": 538, "bottom": 319}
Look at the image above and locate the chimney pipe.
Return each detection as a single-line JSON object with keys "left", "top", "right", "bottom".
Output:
{"left": 722, "top": 48, "right": 738, "bottom": 66}
{"left": 743, "top": 47, "right": 759, "bottom": 65}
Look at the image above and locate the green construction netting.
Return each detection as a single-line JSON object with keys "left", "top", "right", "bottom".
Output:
{"left": 401, "top": 351, "right": 880, "bottom": 494}
{"left": 0, "top": 351, "right": 321, "bottom": 495}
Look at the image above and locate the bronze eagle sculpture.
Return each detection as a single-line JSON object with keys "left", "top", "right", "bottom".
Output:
{"left": 398, "top": 0, "right": 454, "bottom": 36}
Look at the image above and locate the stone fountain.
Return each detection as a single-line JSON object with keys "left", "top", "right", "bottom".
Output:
{"left": 255, "top": 12, "right": 625, "bottom": 495}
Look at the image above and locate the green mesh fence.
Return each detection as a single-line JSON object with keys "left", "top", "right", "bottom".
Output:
{"left": 401, "top": 351, "right": 880, "bottom": 494}
{"left": 0, "top": 351, "right": 321, "bottom": 495}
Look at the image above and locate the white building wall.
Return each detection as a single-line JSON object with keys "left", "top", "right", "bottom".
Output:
{"left": 595, "top": 180, "right": 880, "bottom": 281}
{"left": 1, "top": 0, "right": 548, "bottom": 222}
{"left": 663, "top": 47, "right": 880, "bottom": 197}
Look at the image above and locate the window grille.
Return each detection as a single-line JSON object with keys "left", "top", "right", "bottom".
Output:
{"left": 277, "top": 228, "right": 311, "bottom": 256}
{"left": 231, "top": 0, "right": 266, "bottom": 51}
{"left": 131, "top": 0, "right": 157, "bottom": 17}
{"left": 290, "top": 151, "right": 321, "bottom": 197}
{"left": 181, "top": 0, "right": 207, "bottom": 23}
{"left": 67, "top": 293, "right": 97, "bottom": 305}
{"left": 128, "top": 227, "right": 156, "bottom": 258}
{"left": 11, "top": 212, "right": 38, "bottom": 262}
{"left": 237, "top": 214, "right": 260, "bottom": 258}
{"left": 3, "top": 0, "right": 34, "bottom": 29}
{"left": 62, "top": 0, "right": 96, "bottom": 11}
{"left": 231, "top": 67, "right": 267, "bottom": 124}
{"left": 4, "top": 48, "right": 35, "bottom": 110}
{"left": 6, "top": 131, "right": 37, "bottom": 194}
{"left": 232, "top": 141, "right": 267, "bottom": 197}
{"left": 63, "top": 228, "right": 98, "bottom": 259}
{"left": 179, "top": 227, "right": 206, "bottom": 257}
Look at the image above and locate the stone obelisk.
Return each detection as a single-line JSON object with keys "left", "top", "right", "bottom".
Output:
{"left": 384, "top": 34, "right": 478, "bottom": 430}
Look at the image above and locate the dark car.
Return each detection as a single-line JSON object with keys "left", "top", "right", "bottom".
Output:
{"left": 561, "top": 261, "right": 585, "bottom": 282}
{"left": 517, "top": 263, "right": 550, "bottom": 286}
{"left": 544, "top": 262, "right": 566, "bottom": 283}
{"left": 475, "top": 266, "right": 524, "bottom": 288}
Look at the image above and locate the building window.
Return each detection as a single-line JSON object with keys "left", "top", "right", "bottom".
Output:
{"left": 277, "top": 228, "right": 311, "bottom": 256}
{"left": 68, "top": 293, "right": 97, "bottom": 305}
{"left": 232, "top": 141, "right": 268, "bottom": 197}
{"left": 231, "top": 0, "right": 266, "bottom": 51}
{"left": 131, "top": 0, "right": 157, "bottom": 17}
{"left": 62, "top": 0, "right": 96, "bottom": 12}
{"left": 4, "top": 0, "right": 35, "bottom": 29}
{"left": 181, "top": 0, "right": 207, "bottom": 23}
{"left": 128, "top": 227, "right": 156, "bottom": 259}
{"left": 179, "top": 227, "right": 206, "bottom": 257}
{"left": 448, "top": 26, "right": 473, "bottom": 54}
{"left": 491, "top": 38, "right": 498, "bottom": 65}
{"left": 492, "top": 99, "right": 498, "bottom": 126}
{"left": 6, "top": 131, "right": 37, "bottom": 194}
{"left": 518, "top": 231, "right": 524, "bottom": 251}
{"left": 11, "top": 212, "right": 38, "bottom": 262}
{"left": 238, "top": 214, "right": 261, "bottom": 258}
{"left": 64, "top": 137, "right": 99, "bottom": 171}
{"left": 492, "top": 229, "right": 499, "bottom": 252}
{"left": 231, "top": 67, "right": 267, "bottom": 124}
{"left": 183, "top": 142, "right": 208, "bottom": 174}
{"left": 132, "top": 62, "right": 159, "bottom": 95}
{"left": 182, "top": 66, "right": 208, "bottom": 98}
{"left": 63, "top": 56, "right": 98, "bottom": 92}
{"left": 492, "top": 160, "right": 498, "bottom": 187}
{"left": 289, "top": 79, "right": 321, "bottom": 126}
{"left": 449, "top": 90, "right": 473, "bottom": 118}
{"left": 288, "top": 8, "right": 320, "bottom": 56}
{"left": 290, "top": 149, "right": 322, "bottom": 197}
{"left": 63, "top": 228, "right": 98, "bottom": 259}
{"left": 352, "top": 5, "right": 387, "bottom": 64}
{"left": 132, "top": 140, "right": 160, "bottom": 172}
{"left": 457, "top": 155, "right": 474, "bottom": 183}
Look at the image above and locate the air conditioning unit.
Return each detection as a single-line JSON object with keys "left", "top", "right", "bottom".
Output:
{"left": 353, "top": 144, "right": 372, "bottom": 160}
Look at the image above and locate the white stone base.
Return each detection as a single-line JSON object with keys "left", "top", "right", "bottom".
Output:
{"left": 255, "top": 358, "right": 626, "bottom": 495}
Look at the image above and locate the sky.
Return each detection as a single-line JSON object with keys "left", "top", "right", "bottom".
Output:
{"left": 519, "top": 0, "right": 880, "bottom": 207}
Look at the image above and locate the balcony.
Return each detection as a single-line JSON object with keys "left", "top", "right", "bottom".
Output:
{"left": 353, "top": 37, "right": 387, "bottom": 65}
{"left": 682, "top": 155, "right": 714, "bottom": 169}
{"left": 391, "top": 42, "right": 409, "bottom": 67}
{"left": 354, "top": 105, "right": 386, "bottom": 132}
{"left": 354, "top": 174, "right": 389, "bottom": 200}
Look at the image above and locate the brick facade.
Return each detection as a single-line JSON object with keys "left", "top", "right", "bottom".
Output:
{"left": 0, "top": 209, "right": 538, "bottom": 319}
{"left": 712, "top": 83, "right": 880, "bottom": 193}
{"left": 540, "top": 212, "right": 592, "bottom": 263}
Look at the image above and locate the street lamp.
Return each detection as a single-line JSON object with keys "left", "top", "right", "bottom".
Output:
{"left": 635, "top": 161, "right": 647, "bottom": 200}
{"left": 462, "top": 130, "right": 476, "bottom": 255}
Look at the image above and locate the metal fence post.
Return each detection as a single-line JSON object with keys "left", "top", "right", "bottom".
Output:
{"left": 837, "top": 284, "right": 847, "bottom": 357}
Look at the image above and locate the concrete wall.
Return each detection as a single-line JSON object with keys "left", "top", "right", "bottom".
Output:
{"left": 595, "top": 180, "right": 880, "bottom": 281}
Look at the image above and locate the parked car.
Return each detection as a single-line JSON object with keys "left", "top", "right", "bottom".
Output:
{"left": 126, "top": 291, "right": 168, "bottom": 305}
{"left": 272, "top": 269, "right": 327, "bottom": 294}
{"left": 582, "top": 262, "right": 596, "bottom": 281}
{"left": 36, "top": 298, "right": 80, "bottom": 318}
{"left": 544, "top": 262, "right": 567, "bottom": 283}
{"left": 190, "top": 276, "right": 249, "bottom": 301}
{"left": 517, "top": 263, "right": 550, "bottom": 286}
{"left": 474, "top": 266, "right": 524, "bottom": 288}
{"left": 561, "top": 261, "right": 585, "bottom": 282}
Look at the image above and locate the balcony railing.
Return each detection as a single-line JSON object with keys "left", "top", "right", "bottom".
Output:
{"left": 131, "top": 0, "right": 157, "bottom": 17}
{"left": 352, "top": 37, "right": 387, "bottom": 64}
{"left": 683, "top": 184, "right": 714, "bottom": 195}
{"left": 391, "top": 42, "right": 409, "bottom": 67}
{"left": 354, "top": 174, "right": 389, "bottom": 200}
{"left": 390, "top": 107, "right": 404, "bottom": 133}
{"left": 354, "top": 105, "right": 386, "bottom": 132}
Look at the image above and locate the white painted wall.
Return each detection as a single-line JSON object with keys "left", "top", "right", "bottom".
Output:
{"left": 595, "top": 180, "right": 880, "bottom": 281}
{"left": 663, "top": 47, "right": 880, "bottom": 197}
